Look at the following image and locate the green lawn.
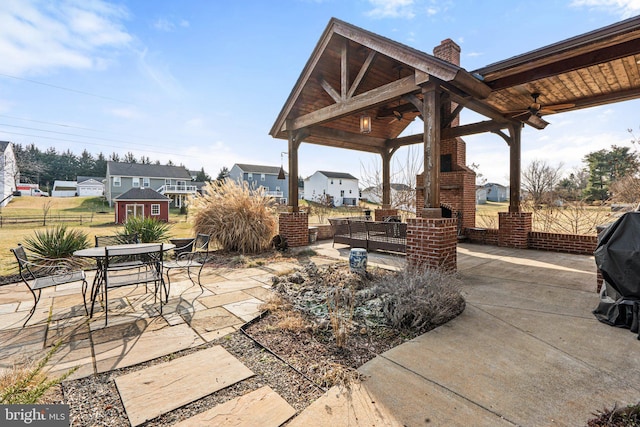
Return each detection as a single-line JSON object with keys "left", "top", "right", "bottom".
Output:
{"left": 0, "top": 196, "right": 194, "bottom": 276}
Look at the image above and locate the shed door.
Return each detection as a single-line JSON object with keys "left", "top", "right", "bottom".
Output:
{"left": 125, "top": 204, "right": 144, "bottom": 220}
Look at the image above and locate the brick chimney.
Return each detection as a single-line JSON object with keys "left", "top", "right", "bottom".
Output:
{"left": 433, "top": 38, "right": 461, "bottom": 66}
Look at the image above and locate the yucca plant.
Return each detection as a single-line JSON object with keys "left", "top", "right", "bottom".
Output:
{"left": 23, "top": 225, "right": 89, "bottom": 260}
{"left": 118, "top": 216, "right": 171, "bottom": 243}
{"left": 189, "top": 180, "right": 277, "bottom": 253}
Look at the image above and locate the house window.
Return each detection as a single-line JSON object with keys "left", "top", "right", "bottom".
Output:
{"left": 349, "top": 190, "right": 352, "bottom": 194}
{"left": 151, "top": 204, "right": 160, "bottom": 215}
{"left": 132, "top": 178, "right": 140, "bottom": 188}
{"left": 340, "top": 190, "right": 345, "bottom": 197}
{"left": 339, "top": 179, "right": 342, "bottom": 185}
{"left": 248, "top": 173, "right": 253, "bottom": 180}
{"left": 275, "top": 186, "right": 280, "bottom": 192}
{"left": 330, "top": 179, "right": 334, "bottom": 184}
{"left": 143, "top": 178, "right": 150, "bottom": 187}
{"left": 113, "top": 177, "right": 121, "bottom": 187}
{"left": 261, "top": 174, "right": 265, "bottom": 181}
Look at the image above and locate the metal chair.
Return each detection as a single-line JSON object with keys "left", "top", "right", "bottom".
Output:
{"left": 89, "top": 243, "right": 165, "bottom": 327}
{"left": 10, "top": 245, "right": 88, "bottom": 327}
{"left": 163, "top": 233, "right": 211, "bottom": 294}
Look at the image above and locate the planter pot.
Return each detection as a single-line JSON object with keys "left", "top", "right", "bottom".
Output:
{"left": 349, "top": 248, "right": 368, "bottom": 274}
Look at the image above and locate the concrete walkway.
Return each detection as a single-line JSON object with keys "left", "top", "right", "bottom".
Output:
{"left": 292, "top": 242, "right": 640, "bottom": 426}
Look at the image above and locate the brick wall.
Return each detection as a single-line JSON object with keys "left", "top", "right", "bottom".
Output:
{"left": 407, "top": 217, "right": 457, "bottom": 271}
{"left": 315, "top": 224, "right": 333, "bottom": 241}
{"left": 465, "top": 227, "right": 499, "bottom": 245}
{"left": 528, "top": 232, "right": 597, "bottom": 255}
{"left": 498, "top": 212, "right": 532, "bottom": 248}
{"left": 374, "top": 208, "right": 399, "bottom": 222}
{"left": 278, "top": 212, "right": 309, "bottom": 248}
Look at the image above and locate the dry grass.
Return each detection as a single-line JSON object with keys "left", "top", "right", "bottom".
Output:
{"left": 260, "top": 296, "right": 311, "bottom": 333}
{"left": 189, "top": 180, "right": 277, "bottom": 253}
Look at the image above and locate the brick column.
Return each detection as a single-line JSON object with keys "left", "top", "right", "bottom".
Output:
{"left": 498, "top": 212, "right": 532, "bottom": 249}
{"left": 278, "top": 212, "right": 309, "bottom": 248}
{"left": 374, "top": 208, "right": 398, "bottom": 222}
{"left": 407, "top": 217, "right": 457, "bottom": 271}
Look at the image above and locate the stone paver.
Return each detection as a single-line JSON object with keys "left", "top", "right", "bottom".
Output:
{"left": 174, "top": 386, "right": 296, "bottom": 427}
{"left": 223, "top": 297, "right": 263, "bottom": 322}
{"left": 115, "top": 345, "right": 254, "bottom": 427}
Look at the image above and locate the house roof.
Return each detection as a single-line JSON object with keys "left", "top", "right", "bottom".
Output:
{"left": 317, "top": 171, "right": 358, "bottom": 180}
{"left": 77, "top": 176, "right": 105, "bottom": 184}
{"left": 233, "top": 163, "right": 284, "bottom": 175}
{"left": 0, "top": 141, "right": 9, "bottom": 153}
{"left": 114, "top": 188, "right": 170, "bottom": 201}
{"left": 108, "top": 161, "right": 192, "bottom": 179}
{"left": 484, "top": 182, "right": 507, "bottom": 189}
{"left": 363, "top": 183, "right": 412, "bottom": 192}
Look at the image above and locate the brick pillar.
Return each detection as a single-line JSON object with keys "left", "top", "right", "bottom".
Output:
{"left": 407, "top": 217, "right": 457, "bottom": 271}
{"left": 415, "top": 174, "right": 425, "bottom": 217}
{"left": 374, "top": 208, "right": 398, "bottom": 222}
{"left": 498, "top": 212, "right": 532, "bottom": 249}
{"left": 278, "top": 212, "right": 309, "bottom": 248}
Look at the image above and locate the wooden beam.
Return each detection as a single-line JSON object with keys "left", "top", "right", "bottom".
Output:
{"left": 319, "top": 78, "right": 342, "bottom": 104}
{"left": 347, "top": 50, "right": 376, "bottom": 98}
{"left": 387, "top": 120, "right": 508, "bottom": 149}
{"left": 301, "top": 126, "right": 386, "bottom": 153}
{"left": 423, "top": 84, "right": 440, "bottom": 209}
{"left": 286, "top": 75, "right": 418, "bottom": 131}
{"left": 287, "top": 125, "right": 301, "bottom": 212}
{"left": 486, "top": 39, "right": 640, "bottom": 90}
{"left": 443, "top": 103, "right": 464, "bottom": 128}
{"left": 508, "top": 124, "right": 522, "bottom": 213}
{"left": 381, "top": 150, "right": 391, "bottom": 207}
{"left": 341, "top": 38, "right": 349, "bottom": 100}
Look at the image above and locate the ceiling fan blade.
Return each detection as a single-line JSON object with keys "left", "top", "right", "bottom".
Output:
{"left": 545, "top": 103, "right": 575, "bottom": 110}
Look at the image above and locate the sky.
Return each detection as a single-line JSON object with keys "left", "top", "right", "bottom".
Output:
{"left": 0, "top": 0, "right": 639, "bottom": 186}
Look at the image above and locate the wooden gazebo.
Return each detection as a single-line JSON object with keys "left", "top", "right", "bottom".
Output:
{"left": 270, "top": 16, "right": 640, "bottom": 267}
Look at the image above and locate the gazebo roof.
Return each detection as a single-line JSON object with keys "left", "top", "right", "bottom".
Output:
{"left": 271, "top": 16, "right": 640, "bottom": 151}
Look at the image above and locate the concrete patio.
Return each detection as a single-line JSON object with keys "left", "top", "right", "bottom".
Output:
{"left": 0, "top": 242, "right": 638, "bottom": 426}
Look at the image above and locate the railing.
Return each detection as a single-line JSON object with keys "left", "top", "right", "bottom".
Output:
{"left": 265, "top": 191, "right": 284, "bottom": 198}
{"left": 157, "top": 185, "right": 198, "bottom": 194}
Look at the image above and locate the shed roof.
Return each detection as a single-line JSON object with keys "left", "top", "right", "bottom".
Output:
{"left": 114, "top": 188, "right": 170, "bottom": 201}
{"left": 233, "top": 164, "right": 283, "bottom": 174}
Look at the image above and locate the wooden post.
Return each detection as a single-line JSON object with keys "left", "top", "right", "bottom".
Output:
{"left": 287, "top": 126, "right": 301, "bottom": 212}
{"left": 381, "top": 150, "right": 391, "bottom": 208}
{"left": 422, "top": 83, "right": 441, "bottom": 217}
{"left": 508, "top": 124, "right": 521, "bottom": 213}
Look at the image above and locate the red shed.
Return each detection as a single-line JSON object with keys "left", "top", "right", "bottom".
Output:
{"left": 114, "top": 188, "right": 170, "bottom": 224}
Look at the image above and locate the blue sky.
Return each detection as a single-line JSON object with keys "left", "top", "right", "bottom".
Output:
{"left": 1, "top": 0, "right": 639, "bottom": 185}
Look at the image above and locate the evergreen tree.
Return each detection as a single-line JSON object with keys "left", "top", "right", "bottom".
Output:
{"left": 583, "top": 145, "right": 639, "bottom": 201}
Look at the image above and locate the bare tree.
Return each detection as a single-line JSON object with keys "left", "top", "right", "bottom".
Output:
{"left": 521, "top": 160, "right": 564, "bottom": 206}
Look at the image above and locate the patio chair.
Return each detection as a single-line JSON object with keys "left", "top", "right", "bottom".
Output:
{"left": 11, "top": 245, "right": 88, "bottom": 327}
{"left": 163, "top": 233, "right": 211, "bottom": 294}
{"left": 89, "top": 243, "right": 166, "bottom": 327}
{"left": 94, "top": 233, "right": 143, "bottom": 270}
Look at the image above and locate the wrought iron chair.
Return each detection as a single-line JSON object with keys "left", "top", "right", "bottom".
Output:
{"left": 163, "top": 233, "right": 211, "bottom": 294}
{"left": 94, "top": 233, "right": 139, "bottom": 247}
{"left": 11, "top": 245, "right": 88, "bottom": 327}
{"left": 88, "top": 243, "right": 166, "bottom": 327}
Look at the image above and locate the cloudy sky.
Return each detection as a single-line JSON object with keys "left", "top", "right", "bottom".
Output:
{"left": 1, "top": 0, "right": 639, "bottom": 184}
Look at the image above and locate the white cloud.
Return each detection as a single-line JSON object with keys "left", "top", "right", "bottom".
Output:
{"left": 570, "top": 0, "right": 640, "bottom": 18}
{"left": 136, "top": 48, "right": 184, "bottom": 97}
{"left": 0, "top": 0, "right": 132, "bottom": 76}
{"left": 366, "top": 0, "right": 416, "bottom": 19}
{"left": 152, "top": 17, "right": 190, "bottom": 32}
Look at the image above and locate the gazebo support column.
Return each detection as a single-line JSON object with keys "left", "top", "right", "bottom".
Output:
{"left": 279, "top": 127, "right": 308, "bottom": 247}
{"left": 375, "top": 149, "right": 398, "bottom": 221}
{"left": 497, "top": 124, "right": 531, "bottom": 248}
{"left": 407, "top": 83, "right": 457, "bottom": 270}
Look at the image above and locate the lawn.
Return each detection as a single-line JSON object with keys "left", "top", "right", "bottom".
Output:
{"left": 0, "top": 196, "right": 194, "bottom": 277}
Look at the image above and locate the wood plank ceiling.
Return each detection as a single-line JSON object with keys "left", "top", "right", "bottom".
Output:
{"left": 271, "top": 16, "right": 640, "bottom": 153}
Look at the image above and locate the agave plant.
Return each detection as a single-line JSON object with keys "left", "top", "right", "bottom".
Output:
{"left": 22, "top": 225, "right": 90, "bottom": 260}
{"left": 118, "top": 216, "right": 171, "bottom": 243}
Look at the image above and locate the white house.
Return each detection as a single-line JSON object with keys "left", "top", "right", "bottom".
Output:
{"left": 0, "top": 141, "right": 18, "bottom": 207}
{"left": 303, "top": 171, "right": 359, "bottom": 207}
{"left": 361, "top": 183, "right": 413, "bottom": 209}
{"left": 52, "top": 180, "right": 77, "bottom": 197}
{"left": 77, "top": 176, "right": 105, "bottom": 197}
{"left": 484, "top": 182, "right": 508, "bottom": 202}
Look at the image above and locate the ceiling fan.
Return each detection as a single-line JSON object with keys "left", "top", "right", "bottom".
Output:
{"left": 509, "top": 92, "right": 575, "bottom": 117}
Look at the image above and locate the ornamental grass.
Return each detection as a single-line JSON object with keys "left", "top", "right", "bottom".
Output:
{"left": 189, "top": 180, "right": 277, "bottom": 253}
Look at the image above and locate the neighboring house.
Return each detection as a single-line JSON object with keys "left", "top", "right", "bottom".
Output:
{"left": 228, "top": 163, "right": 289, "bottom": 204}
{"left": 105, "top": 162, "right": 196, "bottom": 208}
{"left": 476, "top": 186, "right": 487, "bottom": 205}
{"left": 361, "top": 183, "right": 413, "bottom": 209}
{"left": 303, "top": 171, "right": 359, "bottom": 207}
{"left": 52, "top": 180, "right": 77, "bottom": 197}
{"left": 77, "top": 176, "right": 105, "bottom": 197}
{"left": 484, "top": 183, "right": 508, "bottom": 202}
{"left": 0, "top": 141, "right": 18, "bottom": 207}
{"left": 114, "top": 188, "right": 170, "bottom": 224}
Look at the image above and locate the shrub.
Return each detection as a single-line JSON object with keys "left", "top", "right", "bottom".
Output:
{"left": 23, "top": 225, "right": 89, "bottom": 260}
{"left": 368, "top": 266, "right": 465, "bottom": 333}
{"left": 119, "top": 216, "right": 171, "bottom": 243}
{"left": 189, "top": 180, "right": 277, "bottom": 253}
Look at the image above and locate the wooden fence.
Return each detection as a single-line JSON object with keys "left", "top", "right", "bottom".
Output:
{"left": 0, "top": 214, "right": 95, "bottom": 227}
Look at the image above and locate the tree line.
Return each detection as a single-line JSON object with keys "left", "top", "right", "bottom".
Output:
{"left": 13, "top": 144, "right": 212, "bottom": 189}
